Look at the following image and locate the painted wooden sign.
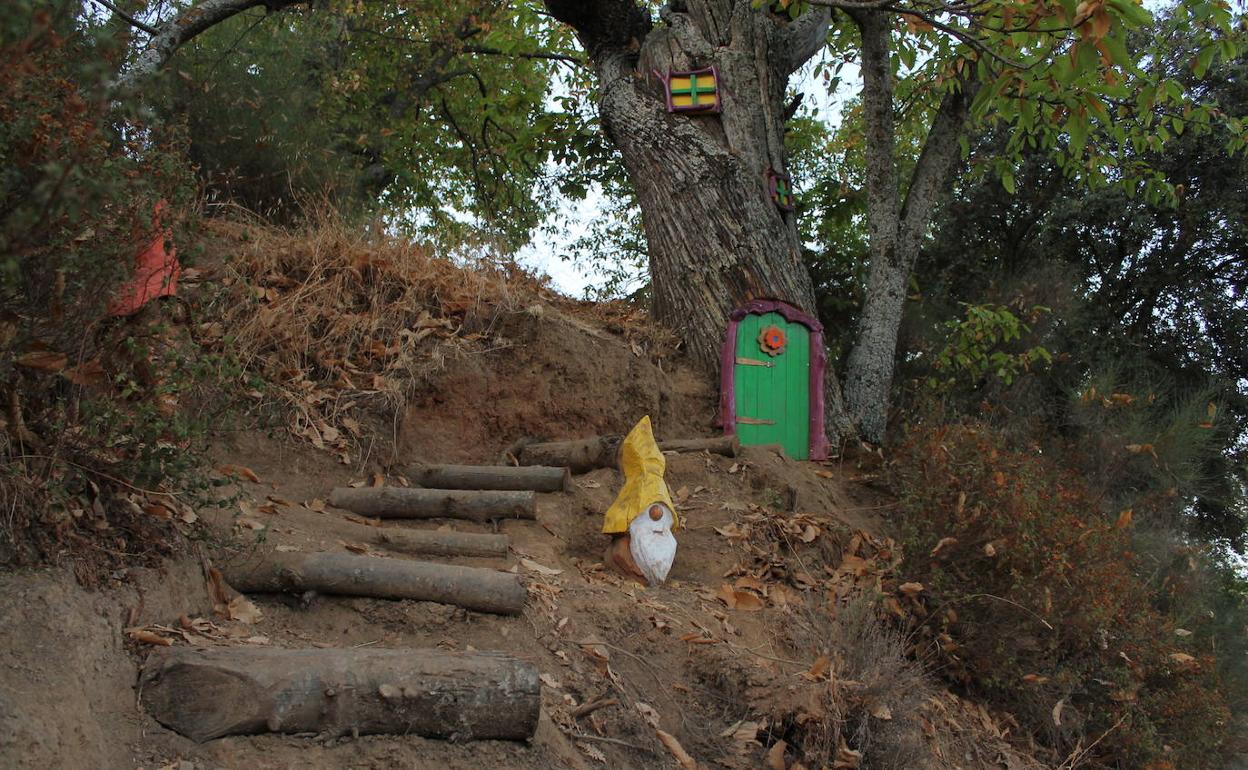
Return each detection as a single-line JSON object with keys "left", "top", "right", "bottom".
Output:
{"left": 766, "top": 168, "right": 795, "bottom": 211}
{"left": 719, "top": 300, "right": 828, "bottom": 460}
{"left": 663, "top": 67, "right": 720, "bottom": 113}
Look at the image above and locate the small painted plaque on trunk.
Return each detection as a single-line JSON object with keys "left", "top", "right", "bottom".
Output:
{"left": 663, "top": 67, "right": 720, "bottom": 113}
{"left": 766, "top": 169, "right": 795, "bottom": 211}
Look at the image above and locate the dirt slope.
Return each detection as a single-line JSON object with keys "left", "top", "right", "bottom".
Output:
{"left": 0, "top": 293, "right": 1042, "bottom": 770}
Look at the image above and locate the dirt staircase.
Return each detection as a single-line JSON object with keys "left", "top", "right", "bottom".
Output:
{"left": 142, "top": 463, "right": 586, "bottom": 767}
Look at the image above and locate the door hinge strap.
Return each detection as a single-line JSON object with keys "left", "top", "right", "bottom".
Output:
{"left": 736, "top": 416, "right": 776, "bottom": 425}
{"left": 736, "top": 357, "right": 772, "bottom": 368}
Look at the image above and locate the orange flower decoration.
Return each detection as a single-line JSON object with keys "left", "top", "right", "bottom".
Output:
{"left": 758, "top": 325, "right": 786, "bottom": 356}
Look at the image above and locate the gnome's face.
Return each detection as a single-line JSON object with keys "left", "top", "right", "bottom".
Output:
{"left": 628, "top": 503, "right": 677, "bottom": 585}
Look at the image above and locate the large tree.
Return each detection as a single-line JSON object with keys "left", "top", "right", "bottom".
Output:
{"left": 542, "top": 1, "right": 828, "bottom": 371}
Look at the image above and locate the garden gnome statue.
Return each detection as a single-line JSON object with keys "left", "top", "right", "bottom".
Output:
{"left": 603, "top": 416, "right": 679, "bottom": 585}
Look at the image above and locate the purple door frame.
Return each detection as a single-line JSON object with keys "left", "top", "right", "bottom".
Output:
{"left": 718, "top": 299, "right": 829, "bottom": 461}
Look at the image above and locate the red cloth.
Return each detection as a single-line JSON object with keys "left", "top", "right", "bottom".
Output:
{"left": 108, "top": 200, "right": 181, "bottom": 317}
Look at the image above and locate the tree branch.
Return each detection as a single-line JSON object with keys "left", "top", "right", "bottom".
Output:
{"left": 779, "top": 5, "right": 834, "bottom": 74}
{"left": 461, "top": 44, "right": 584, "bottom": 66}
{"left": 91, "top": 0, "right": 159, "bottom": 35}
{"left": 898, "top": 77, "right": 979, "bottom": 251}
{"left": 115, "top": 0, "right": 305, "bottom": 93}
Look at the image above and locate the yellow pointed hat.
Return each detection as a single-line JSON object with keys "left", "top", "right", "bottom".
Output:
{"left": 602, "top": 416, "right": 679, "bottom": 534}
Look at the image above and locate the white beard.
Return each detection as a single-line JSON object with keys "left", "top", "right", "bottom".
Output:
{"left": 628, "top": 503, "right": 677, "bottom": 585}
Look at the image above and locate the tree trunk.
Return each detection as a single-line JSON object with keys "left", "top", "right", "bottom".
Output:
{"left": 140, "top": 647, "right": 540, "bottom": 742}
{"left": 547, "top": 1, "right": 830, "bottom": 371}
{"left": 329, "top": 487, "right": 536, "bottom": 522}
{"left": 840, "top": 11, "right": 977, "bottom": 443}
{"left": 220, "top": 551, "right": 527, "bottom": 615}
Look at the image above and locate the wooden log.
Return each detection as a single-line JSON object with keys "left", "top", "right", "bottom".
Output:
{"left": 221, "top": 552, "right": 526, "bottom": 615}
{"left": 329, "top": 487, "right": 535, "bottom": 522}
{"left": 374, "top": 527, "right": 509, "bottom": 559}
{"left": 409, "top": 464, "right": 570, "bottom": 492}
{"left": 140, "top": 647, "right": 540, "bottom": 742}
{"left": 516, "top": 436, "right": 620, "bottom": 473}
{"left": 517, "top": 435, "right": 739, "bottom": 472}
{"left": 658, "top": 436, "right": 739, "bottom": 457}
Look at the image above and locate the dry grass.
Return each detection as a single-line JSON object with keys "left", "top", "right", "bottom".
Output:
{"left": 199, "top": 210, "right": 555, "bottom": 459}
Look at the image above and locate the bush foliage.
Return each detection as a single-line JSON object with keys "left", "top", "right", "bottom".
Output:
{"left": 892, "top": 423, "right": 1238, "bottom": 768}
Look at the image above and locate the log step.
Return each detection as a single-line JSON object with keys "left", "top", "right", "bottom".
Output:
{"left": 373, "top": 527, "right": 509, "bottom": 559}
{"left": 329, "top": 487, "right": 535, "bottom": 522}
{"left": 408, "top": 464, "right": 570, "bottom": 492}
{"left": 517, "top": 435, "right": 739, "bottom": 473}
{"left": 141, "top": 647, "right": 540, "bottom": 742}
{"left": 221, "top": 551, "right": 526, "bottom": 615}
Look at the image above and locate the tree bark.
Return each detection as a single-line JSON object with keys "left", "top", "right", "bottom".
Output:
{"left": 220, "top": 551, "right": 527, "bottom": 615}
{"left": 329, "top": 487, "right": 536, "bottom": 522}
{"left": 517, "top": 434, "right": 739, "bottom": 472}
{"left": 374, "top": 528, "right": 509, "bottom": 559}
{"left": 140, "top": 647, "right": 540, "bottom": 742}
{"left": 841, "top": 10, "right": 977, "bottom": 442}
{"left": 408, "top": 464, "right": 571, "bottom": 492}
{"left": 545, "top": 1, "right": 831, "bottom": 371}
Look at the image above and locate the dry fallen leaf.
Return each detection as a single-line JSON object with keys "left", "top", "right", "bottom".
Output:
{"left": 870, "top": 703, "right": 893, "bottom": 721}
{"left": 804, "top": 655, "right": 830, "bottom": 681}
{"left": 520, "top": 558, "right": 563, "bottom": 576}
{"left": 930, "top": 537, "right": 958, "bottom": 557}
{"left": 16, "top": 349, "right": 68, "bottom": 373}
{"left": 127, "top": 628, "right": 174, "bottom": 646}
{"left": 577, "top": 742, "right": 607, "bottom": 763}
{"left": 837, "top": 554, "right": 872, "bottom": 576}
{"left": 306, "top": 498, "right": 327, "bottom": 512}
{"left": 635, "top": 702, "right": 661, "bottom": 729}
{"left": 733, "top": 591, "right": 764, "bottom": 611}
{"left": 62, "top": 358, "right": 106, "bottom": 386}
{"left": 143, "top": 502, "right": 173, "bottom": 520}
{"left": 227, "top": 595, "right": 264, "bottom": 624}
{"left": 656, "top": 729, "right": 698, "bottom": 770}
{"left": 833, "top": 738, "right": 863, "bottom": 769}
{"left": 539, "top": 673, "right": 562, "bottom": 689}
{"left": 1022, "top": 673, "right": 1049, "bottom": 684}
{"left": 765, "top": 739, "right": 788, "bottom": 770}
{"left": 1052, "top": 698, "right": 1066, "bottom": 727}
{"left": 218, "top": 464, "right": 261, "bottom": 484}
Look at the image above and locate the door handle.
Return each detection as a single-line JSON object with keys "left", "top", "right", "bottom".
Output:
{"left": 735, "top": 357, "right": 773, "bottom": 368}
{"left": 736, "top": 416, "right": 776, "bottom": 425}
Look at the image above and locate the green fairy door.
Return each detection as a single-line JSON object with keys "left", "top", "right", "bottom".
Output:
{"left": 733, "top": 312, "right": 811, "bottom": 459}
